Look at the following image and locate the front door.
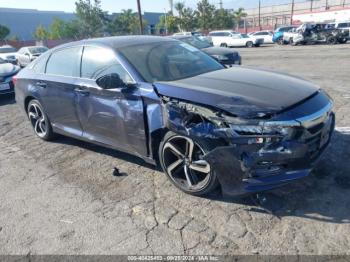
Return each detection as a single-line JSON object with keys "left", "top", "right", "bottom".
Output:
{"left": 75, "top": 46, "right": 147, "bottom": 156}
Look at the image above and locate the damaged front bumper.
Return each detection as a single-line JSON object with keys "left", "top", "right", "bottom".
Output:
{"left": 161, "top": 90, "right": 335, "bottom": 196}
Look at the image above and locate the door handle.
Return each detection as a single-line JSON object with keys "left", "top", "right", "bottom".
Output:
{"left": 36, "top": 81, "right": 47, "bottom": 88}
{"left": 74, "top": 87, "right": 90, "bottom": 96}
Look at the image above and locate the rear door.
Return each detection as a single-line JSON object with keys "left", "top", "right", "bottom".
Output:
{"left": 75, "top": 45, "right": 147, "bottom": 156}
{"left": 40, "top": 46, "right": 83, "bottom": 137}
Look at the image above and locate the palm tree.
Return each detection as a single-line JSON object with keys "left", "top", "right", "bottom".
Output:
{"left": 233, "top": 8, "right": 247, "bottom": 31}
{"left": 174, "top": 2, "right": 185, "bottom": 18}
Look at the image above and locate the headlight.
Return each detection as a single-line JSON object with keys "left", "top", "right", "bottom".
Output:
{"left": 229, "top": 124, "right": 295, "bottom": 138}
{"left": 212, "top": 54, "right": 229, "bottom": 61}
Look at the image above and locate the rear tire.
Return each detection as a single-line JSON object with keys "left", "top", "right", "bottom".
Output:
{"left": 220, "top": 43, "right": 228, "bottom": 48}
{"left": 246, "top": 41, "right": 253, "bottom": 48}
{"left": 327, "top": 36, "right": 337, "bottom": 45}
{"left": 159, "top": 131, "right": 219, "bottom": 196}
{"left": 27, "top": 99, "right": 55, "bottom": 141}
{"left": 338, "top": 38, "right": 348, "bottom": 44}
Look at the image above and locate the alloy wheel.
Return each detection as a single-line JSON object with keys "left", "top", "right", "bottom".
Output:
{"left": 162, "top": 136, "right": 211, "bottom": 192}
{"left": 28, "top": 103, "right": 47, "bottom": 138}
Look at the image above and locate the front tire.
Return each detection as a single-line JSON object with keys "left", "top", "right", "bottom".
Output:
{"left": 27, "top": 99, "right": 55, "bottom": 141}
{"left": 159, "top": 131, "right": 219, "bottom": 196}
{"left": 220, "top": 43, "right": 228, "bottom": 48}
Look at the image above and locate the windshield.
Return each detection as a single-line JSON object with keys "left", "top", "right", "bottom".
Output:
{"left": 118, "top": 41, "right": 223, "bottom": 83}
{"left": 181, "top": 37, "right": 212, "bottom": 49}
{"left": 0, "top": 47, "right": 16, "bottom": 53}
{"left": 28, "top": 46, "right": 49, "bottom": 54}
{"left": 0, "top": 57, "right": 6, "bottom": 64}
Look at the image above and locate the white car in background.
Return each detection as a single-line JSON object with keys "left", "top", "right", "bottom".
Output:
{"left": 249, "top": 30, "right": 274, "bottom": 44}
{"left": 209, "top": 30, "right": 264, "bottom": 47}
{"left": 16, "top": 46, "right": 49, "bottom": 67}
{"left": 173, "top": 31, "right": 210, "bottom": 42}
{"left": 0, "top": 45, "right": 18, "bottom": 65}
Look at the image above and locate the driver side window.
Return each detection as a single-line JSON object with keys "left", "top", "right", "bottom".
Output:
{"left": 81, "top": 46, "right": 132, "bottom": 84}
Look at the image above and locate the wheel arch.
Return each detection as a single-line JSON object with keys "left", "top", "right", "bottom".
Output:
{"left": 24, "top": 95, "right": 37, "bottom": 112}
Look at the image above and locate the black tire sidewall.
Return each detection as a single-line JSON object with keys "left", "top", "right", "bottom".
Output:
{"left": 158, "top": 131, "right": 219, "bottom": 196}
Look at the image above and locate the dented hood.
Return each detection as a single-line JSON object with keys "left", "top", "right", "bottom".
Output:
{"left": 154, "top": 66, "right": 319, "bottom": 117}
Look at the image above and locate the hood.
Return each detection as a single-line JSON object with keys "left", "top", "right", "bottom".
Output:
{"left": 202, "top": 47, "right": 238, "bottom": 56}
{"left": 0, "top": 52, "right": 17, "bottom": 59}
{"left": 154, "top": 66, "right": 319, "bottom": 118}
{"left": 0, "top": 63, "right": 20, "bottom": 77}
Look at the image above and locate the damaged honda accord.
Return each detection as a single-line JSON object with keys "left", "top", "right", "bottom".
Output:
{"left": 15, "top": 36, "right": 335, "bottom": 196}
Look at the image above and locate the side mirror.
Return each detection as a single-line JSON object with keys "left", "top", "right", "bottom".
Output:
{"left": 96, "top": 73, "right": 126, "bottom": 90}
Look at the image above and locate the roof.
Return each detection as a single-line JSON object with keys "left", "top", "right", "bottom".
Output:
{"left": 51, "top": 35, "right": 177, "bottom": 51}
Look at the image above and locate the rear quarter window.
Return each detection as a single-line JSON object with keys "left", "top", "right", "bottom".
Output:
{"left": 46, "top": 46, "right": 82, "bottom": 77}
{"left": 31, "top": 53, "right": 50, "bottom": 73}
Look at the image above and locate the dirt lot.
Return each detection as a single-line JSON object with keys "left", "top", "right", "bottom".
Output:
{"left": 0, "top": 44, "right": 350, "bottom": 255}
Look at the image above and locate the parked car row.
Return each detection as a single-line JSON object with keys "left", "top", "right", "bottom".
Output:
{"left": 0, "top": 45, "right": 49, "bottom": 67}
{"left": 274, "top": 22, "right": 350, "bottom": 46}
{"left": 0, "top": 45, "right": 49, "bottom": 95}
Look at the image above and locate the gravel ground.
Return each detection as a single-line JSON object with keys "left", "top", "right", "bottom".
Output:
{"left": 0, "top": 43, "right": 350, "bottom": 255}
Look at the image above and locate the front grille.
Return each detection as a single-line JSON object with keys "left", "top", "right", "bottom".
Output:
{"left": 227, "top": 53, "right": 239, "bottom": 61}
{"left": 302, "top": 112, "right": 334, "bottom": 160}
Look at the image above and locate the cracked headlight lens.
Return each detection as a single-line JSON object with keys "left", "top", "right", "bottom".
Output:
{"left": 229, "top": 124, "right": 294, "bottom": 137}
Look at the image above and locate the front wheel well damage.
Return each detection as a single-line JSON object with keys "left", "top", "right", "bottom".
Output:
{"left": 155, "top": 94, "right": 324, "bottom": 196}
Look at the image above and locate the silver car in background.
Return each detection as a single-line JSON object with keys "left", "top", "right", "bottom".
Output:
{"left": 16, "top": 46, "right": 49, "bottom": 67}
{"left": 0, "top": 45, "right": 17, "bottom": 65}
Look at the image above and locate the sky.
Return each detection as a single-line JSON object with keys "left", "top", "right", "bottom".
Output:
{"left": 0, "top": 0, "right": 293, "bottom": 13}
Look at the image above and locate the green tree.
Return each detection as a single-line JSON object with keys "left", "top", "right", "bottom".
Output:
{"left": 179, "top": 7, "right": 197, "bottom": 31}
{"left": 49, "top": 18, "right": 67, "bottom": 39}
{"left": 48, "top": 18, "right": 81, "bottom": 39}
{"left": 174, "top": 2, "right": 185, "bottom": 18}
{"left": 195, "top": 0, "right": 216, "bottom": 31}
{"left": 75, "top": 0, "right": 106, "bottom": 38}
{"left": 109, "top": 9, "right": 147, "bottom": 35}
{"left": 34, "top": 25, "right": 49, "bottom": 40}
{"left": 156, "top": 13, "right": 178, "bottom": 34}
{"left": 233, "top": 8, "right": 247, "bottom": 30}
{"left": 213, "top": 8, "right": 234, "bottom": 30}
{"left": 64, "top": 20, "right": 82, "bottom": 39}
{"left": 0, "top": 24, "right": 10, "bottom": 40}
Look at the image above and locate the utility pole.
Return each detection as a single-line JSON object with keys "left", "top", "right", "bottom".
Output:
{"left": 219, "top": 0, "right": 223, "bottom": 9}
{"left": 343, "top": 0, "right": 346, "bottom": 7}
{"left": 290, "top": 0, "right": 295, "bottom": 25}
{"left": 310, "top": 0, "right": 313, "bottom": 11}
{"left": 136, "top": 0, "right": 143, "bottom": 34}
{"left": 168, "top": 0, "right": 174, "bottom": 15}
{"left": 325, "top": 0, "right": 329, "bottom": 9}
{"left": 258, "top": 0, "right": 261, "bottom": 30}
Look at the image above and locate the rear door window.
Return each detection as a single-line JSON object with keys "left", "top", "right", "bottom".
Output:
{"left": 46, "top": 46, "right": 81, "bottom": 77}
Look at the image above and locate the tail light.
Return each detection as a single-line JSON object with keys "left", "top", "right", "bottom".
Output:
{"left": 12, "top": 75, "right": 17, "bottom": 86}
